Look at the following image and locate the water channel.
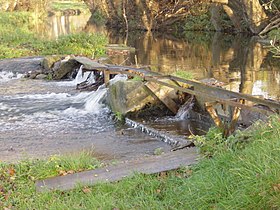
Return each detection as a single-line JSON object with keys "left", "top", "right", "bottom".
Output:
{"left": 0, "top": 13, "right": 279, "bottom": 162}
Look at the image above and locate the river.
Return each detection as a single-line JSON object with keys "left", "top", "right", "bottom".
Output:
{"left": 0, "top": 12, "right": 279, "bottom": 162}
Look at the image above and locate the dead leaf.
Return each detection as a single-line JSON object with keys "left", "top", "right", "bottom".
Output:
{"left": 58, "top": 170, "right": 68, "bottom": 176}
{"left": 67, "top": 170, "right": 75, "bottom": 174}
{"left": 158, "top": 172, "right": 167, "bottom": 179}
{"left": 8, "top": 168, "right": 15, "bottom": 176}
{"left": 272, "top": 184, "right": 280, "bottom": 191}
{"left": 82, "top": 187, "right": 91, "bottom": 194}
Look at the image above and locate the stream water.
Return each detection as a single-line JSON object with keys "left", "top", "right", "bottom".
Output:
{"left": 1, "top": 13, "right": 280, "bottom": 162}
{"left": 0, "top": 72, "right": 175, "bottom": 162}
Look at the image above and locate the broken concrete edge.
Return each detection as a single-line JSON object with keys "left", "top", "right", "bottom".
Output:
{"left": 125, "top": 118, "right": 194, "bottom": 149}
{"left": 35, "top": 147, "right": 198, "bottom": 192}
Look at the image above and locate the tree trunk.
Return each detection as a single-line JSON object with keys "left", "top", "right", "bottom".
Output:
{"left": 211, "top": 0, "right": 269, "bottom": 34}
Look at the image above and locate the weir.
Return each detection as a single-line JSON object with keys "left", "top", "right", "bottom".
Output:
{"left": 125, "top": 118, "right": 193, "bottom": 149}
{"left": 30, "top": 55, "right": 280, "bottom": 192}
{"left": 69, "top": 56, "right": 280, "bottom": 137}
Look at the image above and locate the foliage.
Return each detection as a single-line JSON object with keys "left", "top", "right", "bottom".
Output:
{"left": 0, "top": 11, "right": 108, "bottom": 59}
{"left": 184, "top": 12, "right": 215, "bottom": 31}
{"left": 194, "top": 127, "right": 226, "bottom": 157}
{"left": 114, "top": 111, "right": 124, "bottom": 122}
{"left": 89, "top": 10, "right": 106, "bottom": 25}
{"left": 32, "top": 33, "right": 108, "bottom": 58}
{"left": 268, "top": 29, "right": 280, "bottom": 57}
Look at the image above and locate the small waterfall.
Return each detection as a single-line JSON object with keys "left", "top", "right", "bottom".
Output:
{"left": 176, "top": 96, "right": 195, "bottom": 120}
{"left": 84, "top": 85, "right": 107, "bottom": 113}
{"left": 74, "top": 65, "right": 95, "bottom": 86}
{"left": 125, "top": 118, "right": 193, "bottom": 148}
{"left": 109, "top": 74, "right": 127, "bottom": 85}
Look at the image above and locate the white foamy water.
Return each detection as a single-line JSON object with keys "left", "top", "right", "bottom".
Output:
{"left": 0, "top": 71, "right": 23, "bottom": 82}
{"left": 0, "top": 71, "right": 113, "bottom": 133}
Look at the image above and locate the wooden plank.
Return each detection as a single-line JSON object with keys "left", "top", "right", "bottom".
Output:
{"left": 103, "top": 70, "right": 110, "bottom": 85}
{"left": 205, "top": 102, "right": 224, "bottom": 129}
{"left": 145, "top": 82, "right": 179, "bottom": 114}
{"left": 225, "top": 99, "right": 244, "bottom": 136}
{"left": 145, "top": 75, "right": 280, "bottom": 111}
{"left": 36, "top": 148, "right": 198, "bottom": 192}
{"left": 168, "top": 75, "right": 280, "bottom": 111}
{"left": 144, "top": 77, "right": 275, "bottom": 116}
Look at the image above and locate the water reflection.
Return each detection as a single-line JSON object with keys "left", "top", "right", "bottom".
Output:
{"left": 37, "top": 13, "right": 91, "bottom": 39}
{"left": 39, "top": 13, "right": 280, "bottom": 100}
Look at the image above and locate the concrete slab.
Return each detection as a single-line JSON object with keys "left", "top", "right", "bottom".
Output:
{"left": 36, "top": 147, "right": 198, "bottom": 192}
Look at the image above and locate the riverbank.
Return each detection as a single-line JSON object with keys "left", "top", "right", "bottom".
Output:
{"left": 1, "top": 116, "right": 279, "bottom": 209}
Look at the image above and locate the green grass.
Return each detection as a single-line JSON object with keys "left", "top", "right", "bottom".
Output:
{"left": 50, "top": 0, "right": 89, "bottom": 13}
{"left": 172, "top": 70, "right": 193, "bottom": 80}
{"left": 1, "top": 116, "right": 280, "bottom": 209}
{"left": 0, "top": 11, "right": 108, "bottom": 59}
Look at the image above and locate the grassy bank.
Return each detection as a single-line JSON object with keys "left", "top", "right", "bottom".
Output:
{"left": 0, "top": 11, "right": 107, "bottom": 59}
{"left": 1, "top": 116, "right": 280, "bottom": 209}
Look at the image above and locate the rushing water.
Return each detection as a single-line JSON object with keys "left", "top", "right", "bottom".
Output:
{"left": 0, "top": 72, "right": 173, "bottom": 162}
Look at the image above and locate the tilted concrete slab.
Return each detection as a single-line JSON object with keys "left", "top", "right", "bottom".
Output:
{"left": 36, "top": 147, "right": 198, "bottom": 192}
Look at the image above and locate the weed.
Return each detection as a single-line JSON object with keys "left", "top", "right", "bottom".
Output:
{"left": 114, "top": 112, "right": 124, "bottom": 122}
{"left": 172, "top": 70, "right": 193, "bottom": 80}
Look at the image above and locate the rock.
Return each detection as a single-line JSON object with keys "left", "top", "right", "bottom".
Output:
{"left": 0, "top": 57, "right": 43, "bottom": 74}
{"left": 108, "top": 78, "right": 181, "bottom": 117}
{"left": 52, "top": 58, "right": 80, "bottom": 80}
{"left": 108, "top": 80, "right": 154, "bottom": 115}
{"left": 35, "top": 74, "right": 48, "bottom": 80}
{"left": 41, "top": 55, "right": 65, "bottom": 72}
{"left": 25, "top": 70, "right": 43, "bottom": 79}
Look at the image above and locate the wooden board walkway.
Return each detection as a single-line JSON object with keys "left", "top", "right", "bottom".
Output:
{"left": 36, "top": 147, "right": 198, "bottom": 192}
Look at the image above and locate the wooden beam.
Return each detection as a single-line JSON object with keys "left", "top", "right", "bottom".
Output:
{"left": 145, "top": 82, "right": 179, "bottom": 114}
{"left": 103, "top": 70, "right": 110, "bottom": 86}
{"left": 144, "top": 75, "right": 280, "bottom": 112}
{"left": 225, "top": 99, "right": 244, "bottom": 137}
{"left": 205, "top": 102, "right": 224, "bottom": 129}
{"left": 82, "top": 64, "right": 279, "bottom": 115}
{"left": 144, "top": 77, "right": 274, "bottom": 116}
